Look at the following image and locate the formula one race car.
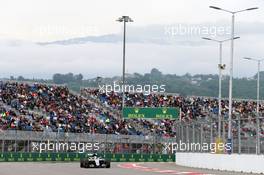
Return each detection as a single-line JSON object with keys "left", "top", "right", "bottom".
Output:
{"left": 80, "top": 154, "right": 110, "bottom": 168}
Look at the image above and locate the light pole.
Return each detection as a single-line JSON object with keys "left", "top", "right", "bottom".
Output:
{"left": 202, "top": 37, "right": 240, "bottom": 139}
{"left": 117, "top": 16, "right": 133, "bottom": 112}
{"left": 243, "top": 57, "right": 264, "bottom": 154}
{"left": 210, "top": 6, "right": 258, "bottom": 146}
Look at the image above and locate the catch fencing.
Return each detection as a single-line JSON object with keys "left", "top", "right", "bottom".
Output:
{"left": 175, "top": 115, "right": 263, "bottom": 154}
{"left": 0, "top": 130, "right": 176, "bottom": 154}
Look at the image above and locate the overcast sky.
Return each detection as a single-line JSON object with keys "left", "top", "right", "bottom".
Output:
{"left": 0, "top": 0, "right": 263, "bottom": 79}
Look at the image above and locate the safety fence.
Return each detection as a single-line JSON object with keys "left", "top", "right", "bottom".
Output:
{"left": 175, "top": 116, "right": 264, "bottom": 154}
{"left": 0, "top": 130, "right": 176, "bottom": 154}
{"left": 0, "top": 152, "right": 175, "bottom": 162}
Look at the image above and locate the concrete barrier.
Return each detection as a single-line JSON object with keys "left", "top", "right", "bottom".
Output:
{"left": 176, "top": 153, "right": 264, "bottom": 174}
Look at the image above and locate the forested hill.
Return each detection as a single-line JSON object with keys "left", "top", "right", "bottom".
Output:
{"left": 10, "top": 68, "right": 264, "bottom": 100}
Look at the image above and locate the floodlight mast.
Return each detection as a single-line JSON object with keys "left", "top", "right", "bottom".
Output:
{"left": 209, "top": 6, "right": 258, "bottom": 152}
{"left": 243, "top": 57, "right": 264, "bottom": 154}
{"left": 202, "top": 37, "right": 240, "bottom": 138}
{"left": 116, "top": 16, "right": 133, "bottom": 114}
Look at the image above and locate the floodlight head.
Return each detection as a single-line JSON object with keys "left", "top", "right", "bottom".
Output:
{"left": 210, "top": 6, "right": 222, "bottom": 10}
{"left": 116, "top": 17, "right": 124, "bottom": 22}
{"left": 246, "top": 7, "right": 259, "bottom": 11}
{"left": 117, "top": 16, "right": 133, "bottom": 23}
{"left": 124, "top": 16, "right": 133, "bottom": 22}
{"left": 219, "top": 64, "right": 226, "bottom": 70}
{"left": 243, "top": 57, "right": 252, "bottom": 60}
{"left": 202, "top": 37, "right": 212, "bottom": 41}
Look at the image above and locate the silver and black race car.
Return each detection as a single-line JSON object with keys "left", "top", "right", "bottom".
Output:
{"left": 80, "top": 154, "right": 110, "bottom": 168}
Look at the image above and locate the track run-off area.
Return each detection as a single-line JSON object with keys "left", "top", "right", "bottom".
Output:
{"left": 0, "top": 162, "right": 259, "bottom": 175}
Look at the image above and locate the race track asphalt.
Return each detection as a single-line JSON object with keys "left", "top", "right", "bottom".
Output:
{"left": 0, "top": 162, "right": 260, "bottom": 175}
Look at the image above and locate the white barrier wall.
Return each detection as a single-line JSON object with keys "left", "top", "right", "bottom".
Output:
{"left": 176, "top": 153, "right": 264, "bottom": 174}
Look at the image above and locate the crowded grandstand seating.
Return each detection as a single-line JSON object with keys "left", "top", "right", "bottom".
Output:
{"left": 0, "top": 81, "right": 263, "bottom": 138}
{"left": 0, "top": 82, "right": 142, "bottom": 135}
{"left": 81, "top": 88, "right": 264, "bottom": 138}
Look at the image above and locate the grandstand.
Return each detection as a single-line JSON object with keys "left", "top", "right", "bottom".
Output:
{"left": 0, "top": 81, "right": 262, "bottom": 155}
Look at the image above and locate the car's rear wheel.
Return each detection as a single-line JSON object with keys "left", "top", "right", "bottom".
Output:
{"left": 106, "top": 162, "right": 110, "bottom": 168}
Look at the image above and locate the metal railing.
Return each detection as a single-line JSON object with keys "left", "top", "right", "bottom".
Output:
{"left": 0, "top": 130, "right": 176, "bottom": 154}
{"left": 175, "top": 115, "right": 264, "bottom": 154}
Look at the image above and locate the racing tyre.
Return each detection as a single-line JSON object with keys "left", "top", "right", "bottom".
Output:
{"left": 106, "top": 161, "right": 110, "bottom": 168}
